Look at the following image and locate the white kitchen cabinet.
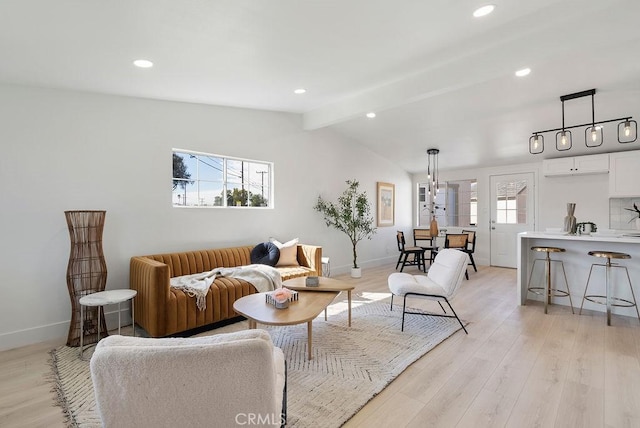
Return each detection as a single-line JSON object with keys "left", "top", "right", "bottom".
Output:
{"left": 542, "top": 153, "right": 609, "bottom": 176}
{"left": 609, "top": 150, "right": 640, "bottom": 197}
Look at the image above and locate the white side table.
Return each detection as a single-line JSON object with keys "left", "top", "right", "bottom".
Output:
{"left": 79, "top": 289, "right": 137, "bottom": 358}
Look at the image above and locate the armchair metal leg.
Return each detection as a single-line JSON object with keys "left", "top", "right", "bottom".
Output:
{"left": 390, "top": 294, "right": 394, "bottom": 311}
{"left": 443, "top": 297, "right": 468, "bottom": 334}
{"left": 401, "top": 294, "right": 408, "bottom": 332}
{"left": 399, "top": 293, "right": 468, "bottom": 335}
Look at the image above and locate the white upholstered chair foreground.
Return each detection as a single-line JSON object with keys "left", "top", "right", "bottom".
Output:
{"left": 90, "top": 329, "right": 286, "bottom": 428}
{"left": 388, "top": 248, "right": 469, "bottom": 333}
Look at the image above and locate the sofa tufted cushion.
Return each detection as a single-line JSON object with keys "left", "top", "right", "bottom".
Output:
{"left": 250, "top": 242, "right": 281, "bottom": 266}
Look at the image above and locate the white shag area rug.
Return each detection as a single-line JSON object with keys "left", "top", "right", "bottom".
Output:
{"left": 50, "top": 299, "right": 463, "bottom": 427}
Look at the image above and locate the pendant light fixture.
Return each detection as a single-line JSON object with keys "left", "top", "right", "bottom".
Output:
{"left": 619, "top": 119, "right": 638, "bottom": 144}
{"left": 529, "top": 88, "right": 637, "bottom": 154}
{"left": 427, "top": 148, "right": 440, "bottom": 236}
{"left": 529, "top": 133, "right": 544, "bottom": 154}
{"left": 555, "top": 95, "right": 572, "bottom": 151}
{"left": 584, "top": 91, "right": 603, "bottom": 147}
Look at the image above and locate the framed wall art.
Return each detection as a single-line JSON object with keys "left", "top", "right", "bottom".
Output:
{"left": 377, "top": 182, "right": 395, "bottom": 227}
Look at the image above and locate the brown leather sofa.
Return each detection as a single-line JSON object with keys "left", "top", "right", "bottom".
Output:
{"left": 130, "top": 244, "right": 322, "bottom": 337}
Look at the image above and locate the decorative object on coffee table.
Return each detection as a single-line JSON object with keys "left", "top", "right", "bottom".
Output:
{"left": 314, "top": 180, "right": 376, "bottom": 278}
{"left": 305, "top": 276, "right": 319, "bottom": 287}
{"left": 266, "top": 288, "right": 298, "bottom": 309}
{"left": 64, "top": 210, "right": 108, "bottom": 347}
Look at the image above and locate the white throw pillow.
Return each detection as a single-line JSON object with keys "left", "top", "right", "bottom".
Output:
{"left": 269, "top": 237, "right": 300, "bottom": 267}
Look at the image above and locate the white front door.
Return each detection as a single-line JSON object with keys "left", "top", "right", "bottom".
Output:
{"left": 490, "top": 173, "right": 535, "bottom": 268}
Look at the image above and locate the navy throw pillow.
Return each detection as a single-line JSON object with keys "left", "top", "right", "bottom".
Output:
{"left": 250, "top": 242, "right": 280, "bottom": 266}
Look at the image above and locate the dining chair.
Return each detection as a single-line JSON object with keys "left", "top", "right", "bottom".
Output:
{"left": 444, "top": 233, "right": 469, "bottom": 280}
{"left": 461, "top": 230, "right": 478, "bottom": 272}
{"left": 396, "top": 231, "right": 426, "bottom": 272}
{"left": 413, "top": 228, "right": 437, "bottom": 265}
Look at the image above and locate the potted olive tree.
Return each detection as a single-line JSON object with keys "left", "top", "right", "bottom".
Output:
{"left": 314, "top": 180, "right": 377, "bottom": 278}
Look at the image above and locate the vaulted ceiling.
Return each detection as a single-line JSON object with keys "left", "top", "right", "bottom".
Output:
{"left": 2, "top": 0, "right": 639, "bottom": 172}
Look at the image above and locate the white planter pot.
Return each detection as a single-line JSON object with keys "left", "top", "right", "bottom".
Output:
{"left": 636, "top": 218, "right": 640, "bottom": 230}
{"left": 351, "top": 267, "right": 362, "bottom": 278}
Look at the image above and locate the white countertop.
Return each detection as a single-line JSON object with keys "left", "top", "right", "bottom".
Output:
{"left": 518, "top": 231, "right": 640, "bottom": 244}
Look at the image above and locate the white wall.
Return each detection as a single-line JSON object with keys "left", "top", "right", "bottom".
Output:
{"left": 538, "top": 173, "right": 610, "bottom": 230}
{"left": 0, "top": 83, "right": 412, "bottom": 351}
{"left": 413, "top": 160, "right": 612, "bottom": 266}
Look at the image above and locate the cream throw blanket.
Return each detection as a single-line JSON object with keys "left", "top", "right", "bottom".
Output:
{"left": 170, "top": 264, "right": 283, "bottom": 310}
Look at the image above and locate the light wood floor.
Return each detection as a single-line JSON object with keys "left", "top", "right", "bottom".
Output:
{"left": 2, "top": 264, "right": 639, "bottom": 427}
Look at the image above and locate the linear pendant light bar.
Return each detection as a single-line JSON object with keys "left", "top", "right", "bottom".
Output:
{"left": 534, "top": 116, "right": 633, "bottom": 135}
{"left": 529, "top": 88, "right": 637, "bottom": 154}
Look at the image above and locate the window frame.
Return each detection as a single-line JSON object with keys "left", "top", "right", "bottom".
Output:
{"left": 172, "top": 148, "right": 274, "bottom": 209}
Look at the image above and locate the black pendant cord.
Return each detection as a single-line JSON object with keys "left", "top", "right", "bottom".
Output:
{"left": 591, "top": 92, "right": 596, "bottom": 129}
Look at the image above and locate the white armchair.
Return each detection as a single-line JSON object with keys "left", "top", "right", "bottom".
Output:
{"left": 388, "top": 248, "right": 469, "bottom": 333}
{"left": 90, "top": 329, "right": 286, "bottom": 428}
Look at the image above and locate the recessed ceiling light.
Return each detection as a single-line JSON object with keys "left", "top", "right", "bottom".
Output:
{"left": 133, "top": 59, "right": 153, "bottom": 68}
{"left": 515, "top": 68, "right": 531, "bottom": 77}
{"left": 293, "top": 88, "right": 306, "bottom": 94}
{"left": 366, "top": 112, "right": 376, "bottom": 119}
{"left": 473, "top": 5, "right": 495, "bottom": 18}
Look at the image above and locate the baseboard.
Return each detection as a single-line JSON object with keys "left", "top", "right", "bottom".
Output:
{"left": 0, "top": 307, "right": 133, "bottom": 352}
{"left": 0, "top": 321, "right": 69, "bottom": 352}
{"left": 327, "top": 256, "right": 397, "bottom": 276}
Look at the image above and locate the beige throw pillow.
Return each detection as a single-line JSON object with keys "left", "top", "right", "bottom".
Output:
{"left": 270, "top": 237, "right": 300, "bottom": 267}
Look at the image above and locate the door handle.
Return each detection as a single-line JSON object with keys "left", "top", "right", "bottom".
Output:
{"left": 491, "top": 227, "right": 496, "bottom": 230}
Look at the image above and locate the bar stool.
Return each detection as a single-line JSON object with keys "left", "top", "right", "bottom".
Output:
{"left": 526, "top": 246, "right": 574, "bottom": 314}
{"left": 579, "top": 251, "right": 640, "bottom": 326}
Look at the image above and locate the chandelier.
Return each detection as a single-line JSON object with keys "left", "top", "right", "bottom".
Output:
{"left": 529, "top": 89, "right": 637, "bottom": 154}
{"left": 426, "top": 148, "right": 440, "bottom": 236}
{"left": 426, "top": 148, "right": 439, "bottom": 201}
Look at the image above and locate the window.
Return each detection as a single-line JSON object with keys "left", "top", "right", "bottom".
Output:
{"left": 495, "top": 180, "right": 527, "bottom": 224}
{"left": 418, "top": 179, "right": 477, "bottom": 227}
{"left": 172, "top": 149, "right": 273, "bottom": 208}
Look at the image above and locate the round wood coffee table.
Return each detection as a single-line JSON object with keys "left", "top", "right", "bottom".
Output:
{"left": 233, "top": 291, "right": 338, "bottom": 360}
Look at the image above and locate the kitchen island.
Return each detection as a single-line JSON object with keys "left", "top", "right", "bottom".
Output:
{"left": 517, "top": 231, "right": 640, "bottom": 319}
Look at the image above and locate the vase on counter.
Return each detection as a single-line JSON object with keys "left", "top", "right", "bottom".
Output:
{"left": 563, "top": 203, "right": 577, "bottom": 234}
